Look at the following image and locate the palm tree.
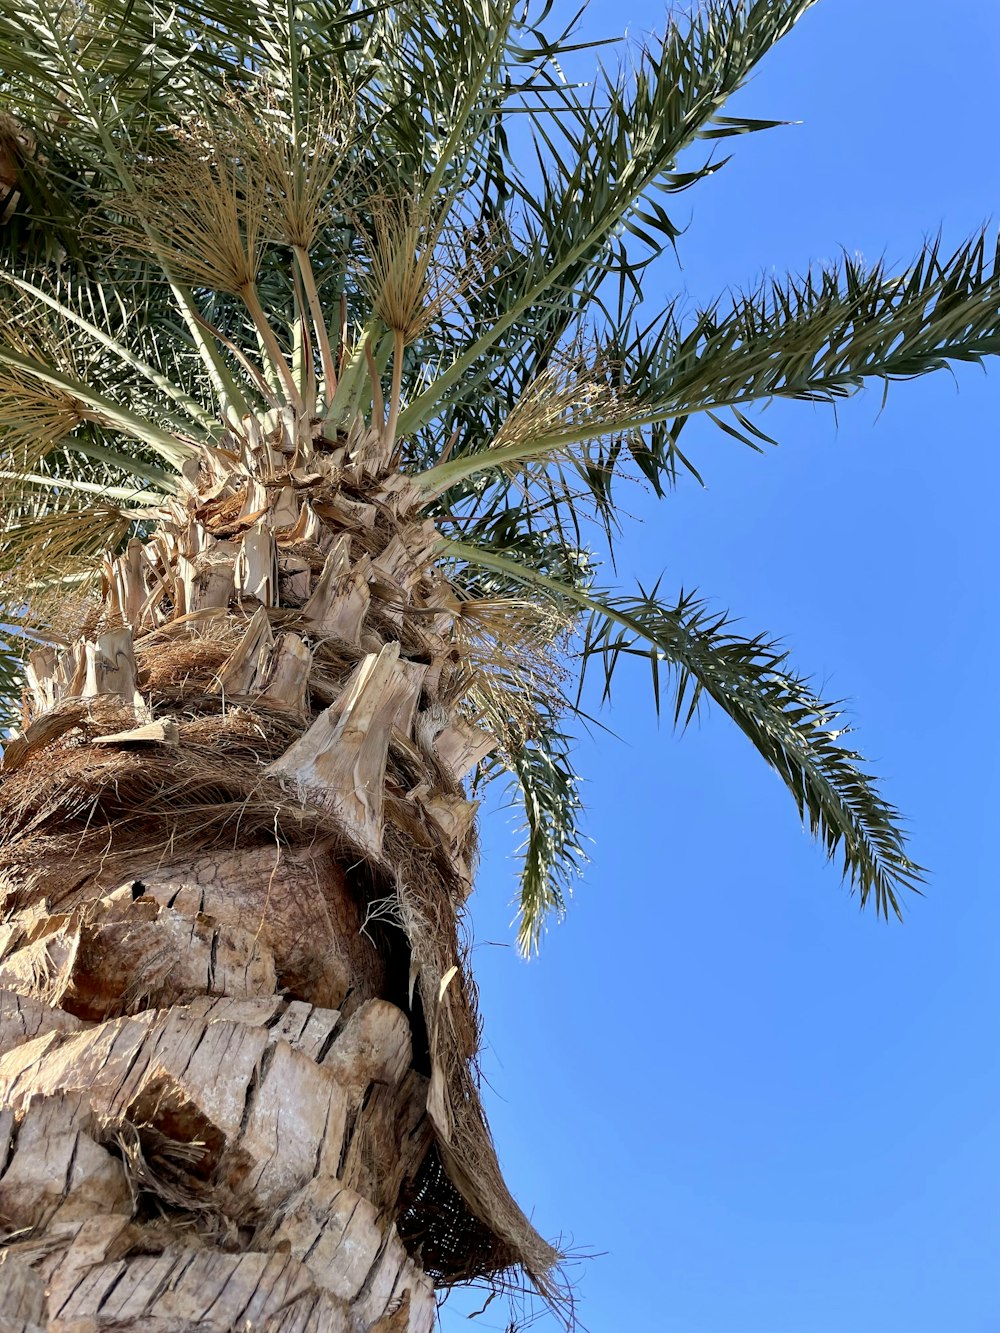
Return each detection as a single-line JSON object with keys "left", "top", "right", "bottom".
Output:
{"left": 1, "top": 0, "right": 998, "bottom": 1327}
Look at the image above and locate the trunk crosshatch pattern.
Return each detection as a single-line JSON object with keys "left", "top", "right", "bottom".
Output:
{"left": 1, "top": 0, "right": 999, "bottom": 1327}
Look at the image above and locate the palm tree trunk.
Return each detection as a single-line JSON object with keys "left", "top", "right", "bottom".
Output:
{"left": 0, "top": 415, "right": 558, "bottom": 1330}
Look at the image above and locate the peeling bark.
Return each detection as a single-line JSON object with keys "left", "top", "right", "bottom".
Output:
{"left": 0, "top": 998, "right": 436, "bottom": 1332}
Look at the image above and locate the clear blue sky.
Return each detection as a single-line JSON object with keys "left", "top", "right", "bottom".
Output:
{"left": 441, "top": 3, "right": 1000, "bottom": 1331}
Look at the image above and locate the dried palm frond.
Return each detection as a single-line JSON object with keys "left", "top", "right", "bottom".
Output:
{"left": 0, "top": 509, "right": 115, "bottom": 725}
{"left": 454, "top": 596, "right": 571, "bottom": 752}
{"left": 223, "top": 81, "right": 354, "bottom": 252}
{"left": 0, "top": 501, "right": 135, "bottom": 588}
{"left": 419, "top": 357, "right": 641, "bottom": 501}
{"left": 110, "top": 121, "right": 265, "bottom": 297}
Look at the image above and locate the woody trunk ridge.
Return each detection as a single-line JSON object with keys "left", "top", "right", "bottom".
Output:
{"left": 0, "top": 411, "right": 557, "bottom": 1332}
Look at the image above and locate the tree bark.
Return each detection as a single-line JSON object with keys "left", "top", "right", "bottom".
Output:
{"left": 0, "top": 417, "right": 558, "bottom": 1330}
{"left": 0, "top": 991, "right": 435, "bottom": 1332}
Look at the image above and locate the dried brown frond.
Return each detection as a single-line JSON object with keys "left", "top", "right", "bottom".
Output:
{"left": 0, "top": 387, "right": 87, "bottom": 469}
{"left": 220, "top": 81, "right": 355, "bottom": 251}
{"left": 453, "top": 596, "right": 571, "bottom": 751}
{"left": 388, "top": 825, "right": 563, "bottom": 1293}
{"left": 0, "top": 511, "right": 122, "bottom": 708}
{"left": 488, "top": 358, "right": 638, "bottom": 470}
{"left": 110, "top": 119, "right": 265, "bottom": 295}
{"left": 456, "top": 595, "right": 571, "bottom": 643}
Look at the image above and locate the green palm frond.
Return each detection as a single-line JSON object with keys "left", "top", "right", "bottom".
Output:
{"left": 498, "top": 720, "right": 587, "bottom": 956}
{"left": 633, "top": 235, "right": 1000, "bottom": 479}
{"left": 398, "top": 0, "right": 817, "bottom": 435}
{"left": 445, "top": 540, "right": 923, "bottom": 932}
{"left": 0, "top": 342, "right": 197, "bottom": 470}
{"left": 580, "top": 586, "right": 923, "bottom": 921}
{"left": 1, "top": 272, "right": 219, "bottom": 432}
{"left": 417, "top": 235, "right": 1000, "bottom": 498}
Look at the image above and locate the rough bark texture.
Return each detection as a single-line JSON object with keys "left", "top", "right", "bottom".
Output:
{"left": 0, "top": 416, "right": 558, "bottom": 1330}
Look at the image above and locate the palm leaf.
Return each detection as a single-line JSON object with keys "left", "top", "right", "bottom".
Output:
{"left": 445, "top": 540, "right": 923, "bottom": 923}
{"left": 417, "top": 234, "right": 1000, "bottom": 497}
{"left": 398, "top": 0, "right": 817, "bottom": 435}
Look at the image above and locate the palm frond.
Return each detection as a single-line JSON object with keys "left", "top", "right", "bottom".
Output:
{"left": 453, "top": 567, "right": 586, "bottom": 953}
{"left": 498, "top": 720, "right": 587, "bottom": 957}
{"left": 0, "top": 341, "right": 196, "bottom": 471}
{"left": 1, "top": 272, "right": 219, "bottom": 432}
{"left": 416, "top": 234, "right": 1000, "bottom": 497}
{"left": 642, "top": 234, "right": 1000, "bottom": 441}
{"left": 1, "top": 500, "right": 137, "bottom": 587}
{"left": 398, "top": 0, "right": 816, "bottom": 435}
{"left": 109, "top": 129, "right": 265, "bottom": 300}
{"left": 445, "top": 540, "right": 923, "bottom": 923}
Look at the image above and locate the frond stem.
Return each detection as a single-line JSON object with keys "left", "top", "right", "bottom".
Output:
{"left": 240, "top": 282, "right": 303, "bottom": 410}
{"left": 385, "top": 329, "right": 405, "bottom": 447}
{"left": 294, "top": 246, "right": 337, "bottom": 407}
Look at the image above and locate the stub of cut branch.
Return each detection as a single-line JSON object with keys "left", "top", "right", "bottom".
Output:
{"left": 235, "top": 521, "right": 278, "bottom": 605}
{"left": 103, "top": 538, "right": 148, "bottom": 627}
{"left": 265, "top": 642, "right": 426, "bottom": 855}
{"left": 433, "top": 720, "right": 497, "bottom": 784}
{"left": 91, "top": 719, "right": 180, "bottom": 746}
{"left": 210, "top": 606, "right": 275, "bottom": 696}
{"left": 257, "top": 632, "right": 313, "bottom": 712}
{"left": 82, "top": 629, "right": 144, "bottom": 714}
{"left": 303, "top": 537, "right": 372, "bottom": 645}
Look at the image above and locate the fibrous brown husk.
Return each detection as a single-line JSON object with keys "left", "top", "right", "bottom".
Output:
{"left": 0, "top": 686, "right": 561, "bottom": 1299}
